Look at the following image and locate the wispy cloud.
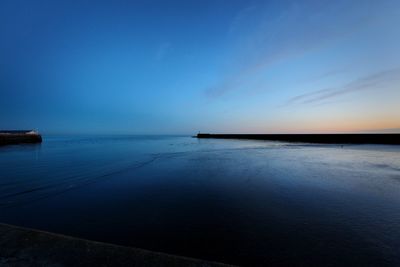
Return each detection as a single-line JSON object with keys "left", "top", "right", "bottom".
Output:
{"left": 301, "top": 69, "right": 345, "bottom": 84}
{"left": 228, "top": 5, "right": 256, "bottom": 35}
{"left": 155, "top": 42, "right": 171, "bottom": 61}
{"left": 287, "top": 67, "right": 400, "bottom": 105}
{"left": 205, "top": 1, "right": 384, "bottom": 98}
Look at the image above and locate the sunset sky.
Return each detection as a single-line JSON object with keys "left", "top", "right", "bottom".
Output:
{"left": 1, "top": 0, "right": 399, "bottom": 134}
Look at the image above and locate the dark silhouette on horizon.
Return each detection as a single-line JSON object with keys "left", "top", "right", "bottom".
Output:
{"left": 197, "top": 133, "right": 400, "bottom": 145}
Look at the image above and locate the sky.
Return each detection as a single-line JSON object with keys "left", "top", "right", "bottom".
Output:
{"left": 1, "top": 0, "right": 399, "bottom": 134}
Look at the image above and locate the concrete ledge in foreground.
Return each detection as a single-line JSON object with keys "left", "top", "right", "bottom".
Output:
{"left": 196, "top": 133, "right": 400, "bottom": 145}
{"left": 0, "top": 223, "right": 234, "bottom": 267}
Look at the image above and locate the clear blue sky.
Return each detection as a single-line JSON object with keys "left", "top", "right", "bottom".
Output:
{"left": 1, "top": 0, "right": 399, "bottom": 134}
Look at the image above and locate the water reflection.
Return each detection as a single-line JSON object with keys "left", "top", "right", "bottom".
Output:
{"left": 0, "top": 136, "right": 400, "bottom": 266}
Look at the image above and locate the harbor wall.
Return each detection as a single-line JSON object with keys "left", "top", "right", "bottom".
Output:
{"left": 0, "top": 131, "right": 42, "bottom": 146}
{"left": 197, "top": 133, "right": 400, "bottom": 145}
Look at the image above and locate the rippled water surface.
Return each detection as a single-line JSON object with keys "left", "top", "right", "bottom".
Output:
{"left": 1, "top": 135, "right": 400, "bottom": 266}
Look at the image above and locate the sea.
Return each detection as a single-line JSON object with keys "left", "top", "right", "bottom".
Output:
{"left": 1, "top": 135, "right": 400, "bottom": 266}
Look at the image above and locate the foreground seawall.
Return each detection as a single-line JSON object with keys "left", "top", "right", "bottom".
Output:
{"left": 0, "top": 131, "right": 42, "bottom": 146}
{"left": 197, "top": 133, "right": 400, "bottom": 145}
{"left": 0, "top": 223, "right": 234, "bottom": 267}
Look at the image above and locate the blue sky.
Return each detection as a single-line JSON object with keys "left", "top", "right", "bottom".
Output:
{"left": 1, "top": 0, "right": 399, "bottom": 134}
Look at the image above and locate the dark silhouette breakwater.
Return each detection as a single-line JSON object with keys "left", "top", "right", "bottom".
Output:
{"left": 0, "top": 130, "right": 42, "bottom": 146}
{"left": 197, "top": 133, "right": 400, "bottom": 145}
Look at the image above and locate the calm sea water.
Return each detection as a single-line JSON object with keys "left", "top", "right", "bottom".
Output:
{"left": 1, "top": 135, "right": 400, "bottom": 266}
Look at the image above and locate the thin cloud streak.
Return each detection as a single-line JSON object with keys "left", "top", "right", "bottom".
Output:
{"left": 205, "top": 1, "right": 377, "bottom": 99}
{"left": 288, "top": 67, "right": 400, "bottom": 105}
{"left": 155, "top": 42, "right": 171, "bottom": 61}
